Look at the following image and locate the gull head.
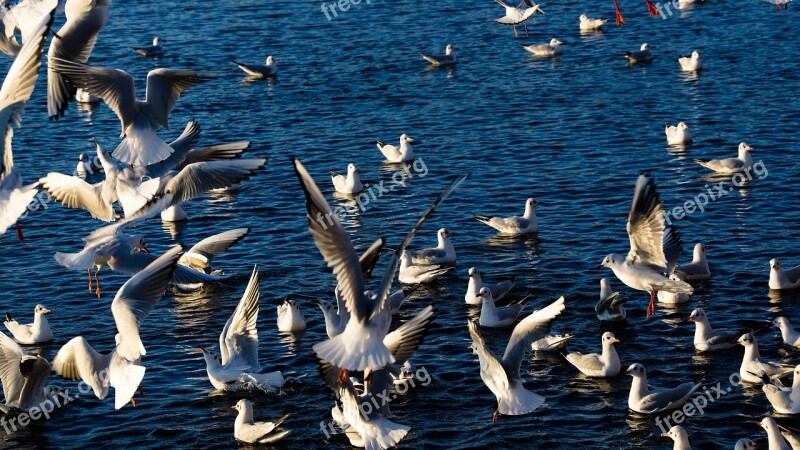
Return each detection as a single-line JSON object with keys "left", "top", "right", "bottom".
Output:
{"left": 770, "top": 258, "right": 781, "bottom": 271}
{"left": 550, "top": 38, "right": 564, "bottom": 46}
{"left": 579, "top": 14, "right": 588, "bottom": 21}
{"left": 153, "top": 36, "right": 163, "bottom": 45}
{"left": 78, "top": 153, "right": 89, "bottom": 162}
{"left": 231, "top": 399, "right": 252, "bottom": 413}
{"left": 468, "top": 267, "right": 479, "bottom": 278}
{"left": 135, "top": 237, "right": 149, "bottom": 254}
{"left": 678, "top": 122, "right": 689, "bottom": 130}
{"left": 34, "top": 304, "right": 52, "bottom": 315}
{"left": 773, "top": 316, "right": 789, "bottom": 330}
{"left": 469, "top": 342, "right": 478, "bottom": 355}
{"left": 445, "top": 44, "right": 456, "bottom": 55}
{"left": 759, "top": 417, "right": 778, "bottom": 432}
{"left": 738, "top": 332, "right": 755, "bottom": 347}
{"left": 694, "top": 243, "right": 707, "bottom": 259}
{"left": 347, "top": 163, "right": 358, "bottom": 174}
{"left": 316, "top": 300, "right": 336, "bottom": 315}
{"left": 597, "top": 254, "right": 617, "bottom": 269}
{"left": 266, "top": 55, "right": 277, "bottom": 65}
{"left": 735, "top": 438, "right": 759, "bottom": 450}
{"left": 527, "top": 198, "right": 540, "bottom": 208}
{"left": 688, "top": 308, "right": 706, "bottom": 323}
{"left": 691, "top": 51, "right": 700, "bottom": 59}
{"left": 602, "top": 331, "right": 620, "bottom": 346}
{"left": 478, "top": 287, "right": 492, "bottom": 300}
{"left": 439, "top": 228, "right": 454, "bottom": 239}
{"left": 739, "top": 142, "right": 753, "bottom": 152}
{"left": 661, "top": 425, "right": 687, "bottom": 441}
{"left": 625, "top": 363, "right": 645, "bottom": 377}
{"left": 640, "top": 43, "right": 651, "bottom": 51}
{"left": 401, "top": 133, "right": 414, "bottom": 143}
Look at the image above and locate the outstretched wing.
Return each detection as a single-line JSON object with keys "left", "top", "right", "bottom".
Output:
{"left": 143, "top": 68, "right": 215, "bottom": 130}
{"left": 501, "top": 296, "right": 566, "bottom": 376}
{"left": 627, "top": 173, "right": 667, "bottom": 270}
{"left": 220, "top": 265, "right": 261, "bottom": 370}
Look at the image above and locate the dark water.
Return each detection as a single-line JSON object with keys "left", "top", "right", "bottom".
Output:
{"left": 1, "top": 0, "right": 799, "bottom": 448}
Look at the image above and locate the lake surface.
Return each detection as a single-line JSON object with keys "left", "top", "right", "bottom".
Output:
{"left": 1, "top": 0, "right": 799, "bottom": 448}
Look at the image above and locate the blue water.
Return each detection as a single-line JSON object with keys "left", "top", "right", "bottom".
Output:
{"left": 1, "top": 0, "right": 800, "bottom": 448}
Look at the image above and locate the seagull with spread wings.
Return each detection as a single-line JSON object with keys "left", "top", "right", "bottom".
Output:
{"left": 48, "top": 57, "right": 215, "bottom": 166}
{"left": 0, "top": 9, "right": 53, "bottom": 242}
{"left": 51, "top": 246, "right": 180, "bottom": 409}
{"left": 597, "top": 173, "right": 692, "bottom": 318}
{"left": 0, "top": 330, "right": 67, "bottom": 414}
{"left": 468, "top": 296, "right": 566, "bottom": 423}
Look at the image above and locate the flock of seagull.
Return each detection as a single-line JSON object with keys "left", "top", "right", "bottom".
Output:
{"left": 0, "top": 0, "right": 796, "bottom": 449}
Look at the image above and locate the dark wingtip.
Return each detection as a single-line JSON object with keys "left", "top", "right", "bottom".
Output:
{"left": 4, "top": 312, "right": 12, "bottom": 322}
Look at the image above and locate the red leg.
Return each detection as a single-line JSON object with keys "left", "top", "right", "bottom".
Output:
{"left": 492, "top": 403, "right": 500, "bottom": 424}
{"left": 94, "top": 267, "right": 102, "bottom": 298}
{"left": 138, "top": 386, "right": 144, "bottom": 397}
{"left": 777, "top": 3, "right": 781, "bottom": 10}
{"left": 646, "top": 288, "right": 657, "bottom": 318}
{"left": 645, "top": 0, "right": 660, "bottom": 15}
{"left": 614, "top": 0, "right": 625, "bottom": 25}
{"left": 14, "top": 223, "right": 24, "bottom": 244}
{"left": 88, "top": 268, "right": 93, "bottom": 292}
{"left": 337, "top": 369, "right": 348, "bottom": 383}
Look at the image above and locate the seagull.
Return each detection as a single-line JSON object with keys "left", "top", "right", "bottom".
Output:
{"left": 760, "top": 365, "right": 800, "bottom": 414}
{"left": 75, "top": 152, "right": 101, "bottom": 177}
{"left": 46, "top": 0, "right": 110, "bottom": 119}
{"left": 4, "top": 304, "right": 52, "bottom": 344}
{"left": 399, "top": 250, "right": 453, "bottom": 284}
{"left": 465, "top": 267, "right": 515, "bottom": 305}
{"left": 687, "top": 308, "right": 740, "bottom": 351}
{"left": 657, "top": 274, "right": 691, "bottom": 304}
{"left": 410, "top": 228, "right": 456, "bottom": 265}
{"left": 233, "top": 56, "right": 278, "bottom": 78}
{"left": 295, "top": 155, "right": 465, "bottom": 372}
{"left": 738, "top": 332, "right": 793, "bottom": 384}
{"left": 662, "top": 425, "right": 692, "bottom": 450}
{"left": 694, "top": 142, "right": 754, "bottom": 175}
{"left": 231, "top": 399, "right": 290, "bottom": 444}
{"left": 132, "top": 36, "right": 164, "bottom": 56}
{"left": 0, "top": 12, "right": 52, "bottom": 243}
{"left": 579, "top": 14, "right": 607, "bottom": 30}
{"left": 597, "top": 173, "right": 693, "bottom": 318}
{"left": 665, "top": 122, "right": 693, "bottom": 145}
{"left": 421, "top": 44, "right": 457, "bottom": 67}
{"left": 331, "top": 163, "right": 363, "bottom": 194}
{"left": 674, "top": 244, "right": 710, "bottom": 281}
{"left": 774, "top": 317, "right": 800, "bottom": 348}
{"left": 626, "top": 363, "right": 701, "bottom": 414}
{"left": 476, "top": 198, "right": 538, "bottom": 235}
{"left": 494, "top": 0, "right": 544, "bottom": 37}
{"left": 522, "top": 38, "right": 564, "bottom": 57}
{"left": 479, "top": 288, "right": 526, "bottom": 328}
{"left": 376, "top": 134, "right": 415, "bottom": 163}
{"left": 318, "top": 357, "right": 410, "bottom": 449}
{"left": 198, "top": 266, "right": 285, "bottom": 392}
{"left": 564, "top": 332, "right": 621, "bottom": 377}
{"left": 52, "top": 246, "right": 181, "bottom": 409}
{"left": 0, "top": 330, "right": 67, "bottom": 414}
{"left": 734, "top": 438, "right": 759, "bottom": 450}
{"left": 467, "top": 296, "right": 566, "bottom": 423}
{"left": 596, "top": 278, "right": 627, "bottom": 322}
{"left": 678, "top": 51, "right": 703, "bottom": 71}
{"left": 174, "top": 227, "right": 251, "bottom": 290}
{"left": 625, "top": 43, "right": 654, "bottom": 64}
{"left": 769, "top": 259, "right": 800, "bottom": 290}
{"left": 48, "top": 57, "right": 215, "bottom": 166}
{"left": 760, "top": 417, "right": 791, "bottom": 450}
{"left": 531, "top": 334, "right": 572, "bottom": 351}
{"left": 0, "top": 0, "right": 58, "bottom": 56}
{"left": 277, "top": 299, "right": 307, "bottom": 332}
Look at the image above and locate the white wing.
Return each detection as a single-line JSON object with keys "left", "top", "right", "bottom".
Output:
{"left": 220, "top": 265, "right": 261, "bottom": 370}
{"left": 0, "top": 331, "right": 24, "bottom": 405}
{"left": 111, "top": 246, "right": 181, "bottom": 361}
{"left": 38, "top": 172, "right": 115, "bottom": 221}
{"left": 626, "top": 174, "right": 667, "bottom": 269}
{"left": 502, "top": 296, "right": 566, "bottom": 375}
{"left": 143, "top": 68, "right": 215, "bottom": 130}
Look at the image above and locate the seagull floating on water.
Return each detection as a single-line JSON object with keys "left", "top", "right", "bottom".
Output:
{"left": 465, "top": 267, "right": 515, "bottom": 305}
{"left": 738, "top": 332, "right": 793, "bottom": 384}
{"left": 774, "top": 317, "right": 800, "bottom": 348}
{"left": 579, "top": 14, "right": 607, "bottom": 30}
{"left": 4, "top": 304, "right": 52, "bottom": 344}
{"left": 694, "top": 142, "right": 754, "bottom": 175}
{"left": 198, "top": 266, "right": 285, "bottom": 392}
{"left": 760, "top": 365, "right": 800, "bottom": 414}
{"left": 665, "top": 122, "right": 693, "bottom": 145}
{"left": 759, "top": 417, "right": 792, "bottom": 450}
{"left": 657, "top": 274, "right": 691, "bottom": 304}
{"left": 132, "top": 36, "right": 164, "bottom": 56}
{"left": 233, "top": 56, "right": 278, "bottom": 78}
{"left": 598, "top": 173, "right": 693, "bottom": 318}
{"left": 674, "top": 243, "right": 710, "bottom": 281}
{"left": 734, "top": 438, "right": 759, "bottom": 450}
{"left": 687, "top": 308, "right": 740, "bottom": 351}
{"left": 522, "top": 38, "right": 564, "bottom": 57}
{"left": 678, "top": 51, "right": 703, "bottom": 71}
{"left": 479, "top": 287, "right": 527, "bottom": 328}
{"left": 467, "top": 295, "right": 566, "bottom": 424}
{"left": 769, "top": 258, "right": 800, "bottom": 290}
{"left": 231, "top": 399, "right": 291, "bottom": 444}
{"left": 494, "top": 0, "right": 544, "bottom": 37}
{"left": 626, "top": 363, "right": 701, "bottom": 414}
{"left": 410, "top": 227, "right": 456, "bottom": 265}
{"left": 564, "top": 332, "right": 621, "bottom": 377}
{"left": 399, "top": 250, "right": 453, "bottom": 284}
{"left": 476, "top": 198, "right": 538, "bottom": 235}
{"left": 596, "top": 278, "right": 627, "bottom": 321}
{"left": 625, "top": 43, "right": 654, "bottom": 64}
{"left": 421, "top": 44, "right": 457, "bottom": 67}
{"left": 331, "top": 163, "right": 363, "bottom": 194}
{"left": 376, "top": 134, "right": 415, "bottom": 162}
{"left": 277, "top": 299, "right": 307, "bottom": 332}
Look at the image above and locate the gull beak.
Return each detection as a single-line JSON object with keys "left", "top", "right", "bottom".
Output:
{"left": 41, "top": 308, "right": 52, "bottom": 315}
{"left": 611, "top": 338, "right": 620, "bottom": 344}
{"left": 687, "top": 317, "right": 695, "bottom": 322}
{"left": 231, "top": 405, "right": 237, "bottom": 410}
{"left": 595, "top": 264, "right": 604, "bottom": 269}
{"left": 142, "top": 244, "right": 150, "bottom": 254}
{"left": 194, "top": 347, "right": 205, "bottom": 354}
{"left": 625, "top": 369, "right": 633, "bottom": 376}
{"left": 661, "top": 432, "right": 670, "bottom": 437}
